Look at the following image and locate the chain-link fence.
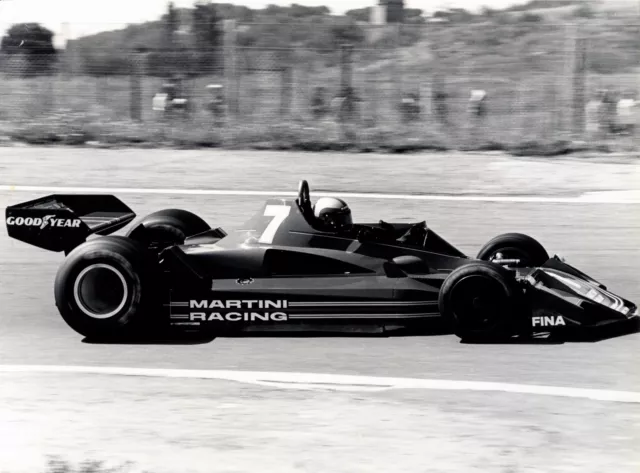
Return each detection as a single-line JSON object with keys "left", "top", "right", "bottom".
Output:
{"left": 0, "top": 19, "right": 638, "bottom": 148}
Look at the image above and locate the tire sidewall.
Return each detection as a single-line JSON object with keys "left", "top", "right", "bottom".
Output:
{"left": 145, "top": 209, "right": 209, "bottom": 236}
{"left": 439, "top": 262, "right": 519, "bottom": 341}
{"left": 136, "top": 219, "right": 186, "bottom": 248}
{"left": 126, "top": 209, "right": 210, "bottom": 250}
{"left": 476, "top": 233, "right": 549, "bottom": 267}
{"left": 55, "top": 238, "right": 151, "bottom": 339}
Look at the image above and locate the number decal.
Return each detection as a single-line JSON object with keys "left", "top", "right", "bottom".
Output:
{"left": 259, "top": 205, "right": 291, "bottom": 244}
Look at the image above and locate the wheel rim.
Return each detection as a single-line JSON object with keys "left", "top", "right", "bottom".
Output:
{"left": 73, "top": 264, "right": 129, "bottom": 319}
{"left": 450, "top": 275, "right": 508, "bottom": 332}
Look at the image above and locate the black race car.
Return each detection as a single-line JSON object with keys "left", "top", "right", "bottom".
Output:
{"left": 5, "top": 180, "right": 638, "bottom": 342}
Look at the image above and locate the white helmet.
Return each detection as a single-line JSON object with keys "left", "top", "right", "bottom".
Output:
{"left": 313, "top": 197, "right": 353, "bottom": 229}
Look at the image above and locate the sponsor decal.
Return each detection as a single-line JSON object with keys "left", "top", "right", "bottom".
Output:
{"left": 189, "top": 312, "right": 288, "bottom": 322}
{"left": 532, "top": 315, "right": 566, "bottom": 327}
{"left": 189, "top": 300, "right": 288, "bottom": 309}
{"left": 168, "top": 299, "right": 443, "bottom": 325}
{"left": 6, "top": 215, "right": 81, "bottom": 229}
{"left": 171, "top": 299, "right": 289, "bottom": 323}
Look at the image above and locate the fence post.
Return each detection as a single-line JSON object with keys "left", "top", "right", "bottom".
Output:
{"left": 339, "top": 43, "right": 353, "bottom": 94}
{"left": 223, "top": 19, "right": 238, "bottom": 119}
{"left": 59, "top": 22, "right": 72, "bottom": 112}
{"left": 280, "top": 57, "right": 293, "bottom": 118}
{"left": 432, "top": 72, "right": 448, "bottom": 129}
{"left": 369, "top": 76, "right": 378, "bottom": 128}
{"left": 280, "top": 25, "right": 293, "bottom": 119}
{"left": 129, "top": 49, "right": 144, "bottom": 122}
{"left": 546, "top": 79, "right": 558, "bottom": 141}
{"left": 395, "top": 23, "right": 403, "bottom": 123}
{"left": 571, "top": 22, "right": 587, "bottom": 138}
{"left": 635, "top": 21, "right": 640, "bottom": 148}
{"left": 560, "top": 22, "right": 572, "bottom": 138}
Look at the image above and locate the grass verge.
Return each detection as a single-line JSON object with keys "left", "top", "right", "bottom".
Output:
{"left": 0, "top": 114, "right": 633, "bottom": 157}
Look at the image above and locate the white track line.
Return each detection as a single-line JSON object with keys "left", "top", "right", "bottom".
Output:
{"left": 1, "top": 364, "right": 639, "bottom": 403}
{"left": 1, "top": 185, "right": 639, "bottom": 204}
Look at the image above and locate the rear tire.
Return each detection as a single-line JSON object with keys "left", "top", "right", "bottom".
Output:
{"left": 439, "top": 261, "right": 522, "bottom": 342}
{"left": 126, "top": 209, "right": 210, "bottom": 252}
{"left": 54, "top": 236, "right": 156, "bottom": 340}
{"left": 477, "top": 232, "right": 549, "bottom": 267}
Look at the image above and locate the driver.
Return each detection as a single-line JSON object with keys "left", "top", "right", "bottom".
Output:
{"left": 312, "top": 196, "right": 428, "bottom": 246}
{"left": 313, "top": 197, "right": 353, "bottom": 230}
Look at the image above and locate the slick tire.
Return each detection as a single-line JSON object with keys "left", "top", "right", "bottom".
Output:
{"left": 439, "top": 261, "right": 522, "bottom": 342}
{"left": 477, "top": 232, "right": 549, "bottom": 267}
{"left": 126, "top": 209, "right": 211, "bottom": 252}
{"left": 54, "top": 236, "right": 156, "bottom": 340}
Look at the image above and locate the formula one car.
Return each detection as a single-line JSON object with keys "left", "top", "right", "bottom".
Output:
{"left": 5, "top": 180, "right": 638, "bottom": 342}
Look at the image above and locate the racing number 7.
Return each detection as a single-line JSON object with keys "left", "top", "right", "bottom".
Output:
{"left": 259, "top": 205, "right": 291, "bottom": 244}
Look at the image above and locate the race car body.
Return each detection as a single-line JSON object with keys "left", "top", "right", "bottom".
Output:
{"left": 5, "top": 180, "right": 638, "bottom": 342}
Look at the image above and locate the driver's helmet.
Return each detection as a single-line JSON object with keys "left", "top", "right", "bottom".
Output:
{"left": 313, "top": 197, "right": 353, "bottom": 229}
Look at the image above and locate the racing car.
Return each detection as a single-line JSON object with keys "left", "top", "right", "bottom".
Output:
{"left": 5, "top": 180, "right": 638, "bottom": 342}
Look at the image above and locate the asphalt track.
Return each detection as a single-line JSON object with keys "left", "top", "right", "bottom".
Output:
{"left": 0, "top": 148, "right": 639, "bottom": 472}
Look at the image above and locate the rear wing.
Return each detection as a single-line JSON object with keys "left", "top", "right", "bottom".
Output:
{"left": 6, "top": 194, "right": 136, "bottom": 253}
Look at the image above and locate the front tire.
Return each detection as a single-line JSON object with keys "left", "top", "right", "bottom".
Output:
{"left": 54, "top": 236, "right": 156, "bottom": 340}
{"left": 439, "top": 261, "right": 522, "bottom": 342}
{"left": 477, "top": 233, "right": 549, "bottom": 267}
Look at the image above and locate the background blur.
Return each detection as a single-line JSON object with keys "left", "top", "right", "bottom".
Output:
{"left": 0, "top": 0, "right": 639, "bottom": 151}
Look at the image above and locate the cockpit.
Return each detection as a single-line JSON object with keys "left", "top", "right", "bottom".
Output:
{"left": 296, "top": 180, "right": 430, "bottom": 247}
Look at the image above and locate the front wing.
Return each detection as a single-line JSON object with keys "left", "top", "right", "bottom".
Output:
{"left": 520, "top": 257, "right": 638, "bottom": 334}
